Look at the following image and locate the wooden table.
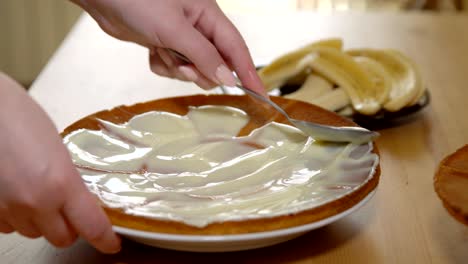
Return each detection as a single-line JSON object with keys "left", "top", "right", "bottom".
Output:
{"left": 2, "top": 12, "right": 468, "bottom": 263}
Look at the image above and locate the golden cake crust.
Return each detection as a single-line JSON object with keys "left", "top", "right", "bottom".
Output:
{"left": 61, "top": 94, "right": 381, "bottom": 235}
{"left": 434, "top": 144, "right": 468, "bottom": 225}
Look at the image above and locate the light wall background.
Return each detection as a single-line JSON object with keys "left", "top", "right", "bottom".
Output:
{"left": 0, "top": 1, "right": 81, "bottom": 85}
{"left": 0, "top": 0, "right": 464, "bottom": 86}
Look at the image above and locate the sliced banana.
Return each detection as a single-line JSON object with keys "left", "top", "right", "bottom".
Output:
{"left": 283, "top": 70, "right": 311, "bottom": 87}
{"left": 299, "top": 47, "right": 382, "bottom": 115}
{"left": 258, "top": 38, "right": 343, "bottom": 90}
{"left": 347, "top": 49, "right": 423, "bottom": 112}
{"left": 354, "top": 56, "right": 392, "bottom": 106}
{"left": 284, "top": 74, "right": 349, "bottom": 112}
{"left": 284, "top": 74, "right": 333, "bottom": 102}
{"left": 337, "top": 106, "right": 354, "bottom": 117}
{"left": 260, "top": 39, "right": 425, "bottom": 116}
{"left": 310, "top": 87, "right": 350, "bottom": 112}
{"left": 386, "top": 50, "right": 425, "bottom": 106}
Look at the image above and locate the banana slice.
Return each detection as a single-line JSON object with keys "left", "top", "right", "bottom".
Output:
{"left": 258, "top": 38, "right": 343, "bottom": 90}
{"left": 347, "top": 49, "right": 423, "bottom": 112}
{"left": 310, "top": 87, "right": 350, "bottom": 112}
{"left": 354, "top": 56, "right": 392, "bottom": 106}
{"left": 386, "top": 50, "right": 425, "bottom": 106}
{"left": 298, "top": 47, "right": 382, "bottom": 115}
{"left": 285, "top": 74, "right": 349, "bottom": 112}
{"left": 337, "top": 106, "right": 354, "bottom": 117}
{"left": 283, "top": 70, "right": 311, "bottom": 87}
{"left": 284, "top": 74, "right": 333, "bottom": 101}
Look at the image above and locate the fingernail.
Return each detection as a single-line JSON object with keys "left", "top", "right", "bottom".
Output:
{"left": 179, "top": 66, "right": 198, "bottom": 82}
{"left": 149, "top": 47, "right": 155, "bottom": 56}
{"left": 215, "top": 65, "right": 237, "bottom": 87}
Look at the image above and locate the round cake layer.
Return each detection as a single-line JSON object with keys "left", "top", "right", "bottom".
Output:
{"left": 61, "top": 94, "right": 381, "bottom": 235}
{"left": 434, "top": 144, "right": 468, "bottom": 225}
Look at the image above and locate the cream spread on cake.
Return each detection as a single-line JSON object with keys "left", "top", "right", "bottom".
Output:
{"left": 63, "top": 105, "right": 378, "bottom": 228}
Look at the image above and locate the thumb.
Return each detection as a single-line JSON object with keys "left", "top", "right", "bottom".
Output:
{"left": 63, "top": 177, "right": 121, "bottom": 254}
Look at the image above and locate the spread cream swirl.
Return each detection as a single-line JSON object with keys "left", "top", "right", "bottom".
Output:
{"left": 63, "top": 105, "right": 378, "bottom": 228}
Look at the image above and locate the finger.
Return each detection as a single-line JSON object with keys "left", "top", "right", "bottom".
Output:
{"left": 149, "top": 50, "right": 172, "bottom": 78}
{"left": 155, "top": 48, "right": 216, "bottom": 85}
{"left": 156, "top": 48, "right": 177, "bottom": 69}
{"left": 150, "top": 51, "right": 189, "bottom": 81}
{"left": 156, "top": 48, "right": 193, "bottom": 81}
{"left": 195, "top": 6, "right": 267, "bottom": 96}
{"left": 0, "top": 220, "right": 14, "bottom": 234}
{"left": 155, "top": 17, "right": 237, "bottom": 87}
{"left": 178, "top": 65, "right": 218, "bottom": 89}
{"left": 63, "top": 188, "right": 120, "bottom": 254}
{"left": 35, "top": 211, "right": 77, "bottom": 248}
{"left": 9, "top": 217, "right": 41, "bottom": 238}
{"left": 193, "top": 75, "right": 218, "bottom": 90}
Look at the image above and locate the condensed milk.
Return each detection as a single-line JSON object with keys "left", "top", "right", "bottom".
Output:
{"left": 63, "top": 105, "right": 379, "bottom": 227}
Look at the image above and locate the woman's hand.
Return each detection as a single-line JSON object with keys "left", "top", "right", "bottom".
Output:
{"left": 0, "top": 73, "right": 121, "bottom": 254}
{"left": 72, "top": 0, "right": 266, "bottom": 95}
{"left": 0, "top": 0, "right": 266, "bottom": 253}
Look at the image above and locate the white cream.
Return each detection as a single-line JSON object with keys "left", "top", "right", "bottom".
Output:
{"left": 63, "top": 105, "right": 378, "bottom": 228}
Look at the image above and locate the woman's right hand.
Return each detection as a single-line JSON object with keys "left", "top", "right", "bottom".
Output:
{"left": 72, "top": 0, "right": 267, "bottom": 96}
{"left": 0, "top": 72, "right": 121, "bottom": 254}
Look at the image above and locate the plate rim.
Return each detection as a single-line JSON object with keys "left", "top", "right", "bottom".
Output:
{"left": 113, "top": 190, "right": 376, "bottom": 243}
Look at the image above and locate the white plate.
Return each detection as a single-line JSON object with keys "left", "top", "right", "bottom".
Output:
{"left": 113, "top": 190, "right": 375, "bottom": 252}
